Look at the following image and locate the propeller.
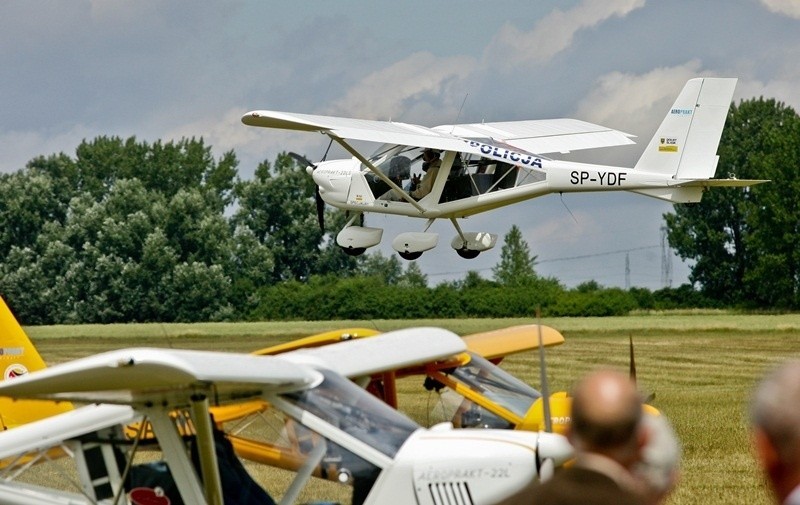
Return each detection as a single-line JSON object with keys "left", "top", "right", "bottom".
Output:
{"left": 629, "top": 335, "right": 656, "bottom": 403}
{"left": 537, "top": 310, "right": 553, "bottom": 434}
{"left": 288, "top": 151, "right": 326, "bottom": 232}
{"left": 535, "top": 307, "right": 557, "bottom": 481}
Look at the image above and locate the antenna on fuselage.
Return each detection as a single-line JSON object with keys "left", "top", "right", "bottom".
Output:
{"left": 449, "top": 93, "right": 469, "bottom": 134}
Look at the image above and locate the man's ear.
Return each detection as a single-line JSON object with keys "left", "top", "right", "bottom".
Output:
{"left": 565, "top": 424, "right": 575, "bottom": 446}
{"left": 752, "top": 428, "right": 779, "bottom": 472}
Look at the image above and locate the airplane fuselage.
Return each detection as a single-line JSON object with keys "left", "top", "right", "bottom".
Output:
{"left": 313, "top": 156, "right": 690, "bottom": 220}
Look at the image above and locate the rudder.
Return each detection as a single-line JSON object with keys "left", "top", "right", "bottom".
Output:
{"left": 0, "top": 296, "right": 72, "bottom": 429}
{"left": 634, "top": 77, "right": 737, "bottom": 180}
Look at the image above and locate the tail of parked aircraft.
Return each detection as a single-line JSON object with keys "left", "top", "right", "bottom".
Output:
{"left": 0, "top": 296, "right": 72, "bottom": 429}
{"left": 631, "top": 77, "right": 764, "bottom": 203}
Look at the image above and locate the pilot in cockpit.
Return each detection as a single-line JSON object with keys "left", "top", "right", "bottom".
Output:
{"left": 409, "top": 148, "right": 441, "bottom": 199}
{"left": 380, "top": 155, "right": 411, "bottom": 201}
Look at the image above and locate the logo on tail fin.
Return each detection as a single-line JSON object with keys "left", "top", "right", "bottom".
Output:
{"left": 659, "top": 137, "right": 679, "bottom": 152}
{"left": 4, "top": 364, "right": 28, "bottom": 380}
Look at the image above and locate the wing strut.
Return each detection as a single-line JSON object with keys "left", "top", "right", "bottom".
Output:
{"left": 191, "top": 394, "right": 224, "bottom": 505}
{"left": 330, "top": 135, "right": 425, "bottom": 213}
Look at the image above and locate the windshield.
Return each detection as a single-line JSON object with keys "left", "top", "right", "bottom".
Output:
{"left": 367, "top": 143, "right": 421, "bottom": 167}
{"left": 451, "top": 352, "right": 542, "bottom": 419}
{"left": 280, "top": 369, "right": 419, "bottom": 458}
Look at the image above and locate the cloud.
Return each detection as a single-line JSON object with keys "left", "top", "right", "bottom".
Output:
{"left": 574, "top": 60, "right": 706, "bottom": 135}
{"left": 327, "top": 52, "right": 477, "bottom": 122}
{"left": 736, "top": 77, "right": 800, "bottom": 113}
{"left": 0, "top": 125, "right": 96, "bottom": 173}
{"left": 485, "top": 0, "right": 646, "bottom": 69}
{"left": 759, "top": 0, "right": 800, "bottom": 19}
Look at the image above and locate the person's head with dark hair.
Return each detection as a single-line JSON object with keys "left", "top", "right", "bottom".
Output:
{"left": 750, "top": 360, "right": 800, "bottom": 504}
{"left": 569, "top": 369, "right": 645, "bottom": 469}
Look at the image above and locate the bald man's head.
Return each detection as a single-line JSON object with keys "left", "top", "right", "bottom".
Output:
{"left": 570, "top": 369, "right": 644, "bottom": 464}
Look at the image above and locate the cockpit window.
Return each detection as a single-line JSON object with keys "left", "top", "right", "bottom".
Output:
{"left": 451, "top": 352, "right": 542, "bottom": 419}
{"left": 280, "top": 369, "right": 419, "bottom": 458}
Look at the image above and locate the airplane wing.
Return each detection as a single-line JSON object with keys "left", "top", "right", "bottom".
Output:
{"left": 243, "top": 110, "right": 634, "bottom": 156}
{"left": 462, "top": 324, "right": 565, "bottom": 361}
{"left": 0, "top": 404, "right": 135, "bottom": 460}
{"left": 243, "top": 110, "right": 472, "bottom": 152}
{"left": 251, "top": 327, "right": 380, "bottom": 356}
{"left": 434, "top": 119, "right": 636, "bottom": 154}
{"left": 0, "top": 348, "right": 321, "bottom": 406}
{"left": 277, "top": 327, "right": 466, "bottom": 378}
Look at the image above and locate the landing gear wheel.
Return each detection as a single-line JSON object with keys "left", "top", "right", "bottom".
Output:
{"left": 342, "top": 247, "right": 366, "bottom": 257}
{"left": 398, "top": 251, "right": 423, "bottom": 260}
{"left": 456, "top": 248, "right": 480, "bottom": 259}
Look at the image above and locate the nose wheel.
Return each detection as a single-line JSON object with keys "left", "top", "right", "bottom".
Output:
{"left": 398, "top": 250, "right": 423, "bottom": 260}
{"left": 341, "top": 247, "right": 366, "bottom": 257}
{"left": 456, "top": 248, "right": 480, "bottom": 259}
{"left": 450, "top": 219, "right": 497, "bottom": 259}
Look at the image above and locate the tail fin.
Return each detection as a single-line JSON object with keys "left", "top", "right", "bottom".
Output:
{"left": 634, "top": 77, "right": 736, "bottom": 180}
{"left": 0, "top": 296, "right": 72, "bottom": 429}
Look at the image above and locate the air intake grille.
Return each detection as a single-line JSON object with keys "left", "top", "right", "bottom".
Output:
{"left": 426, "top": 481, "right": 474, "bottom": 505}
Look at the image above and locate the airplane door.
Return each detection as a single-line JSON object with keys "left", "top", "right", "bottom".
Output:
{"left": 347, "top": 173, "right": 376, "bottom": 206}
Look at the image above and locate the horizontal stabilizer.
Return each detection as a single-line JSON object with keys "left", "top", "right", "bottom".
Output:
{"left": 675, "top": 178, "right": 770, "bottom": 188}
{"left": 631, "top": 178, "right": 769, "bottom": 203}
{"left": 630, "top": 187, "right": 704, "bottom": 203}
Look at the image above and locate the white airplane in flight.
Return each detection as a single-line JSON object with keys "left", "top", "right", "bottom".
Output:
{"left": 243, "top": 77, "right": 765, "bottom": 260}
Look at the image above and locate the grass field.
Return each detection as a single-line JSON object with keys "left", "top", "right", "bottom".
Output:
{"left": 24, "top": 312, "right": 800, "bottom": 504}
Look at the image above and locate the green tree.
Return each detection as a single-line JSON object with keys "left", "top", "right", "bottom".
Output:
{"left": 0, "top": 137, "right": 243, "bottom": 323}
{"left": 492, "top": 225, "right": 538, "bottom": 286}
{"left": 233, "top": 153, "right": 360, "bottom": 282}
{"left": 399, "top": 261, "right": 428, "bottom": 288}
{"left": 664, "top": 98, "right": 800, "bottom": 307}
{"left": 359, "top": 252, "right": 403, "bottom": 284}
{"left": 0, "top": 172, "right": 64, "bottom": 256}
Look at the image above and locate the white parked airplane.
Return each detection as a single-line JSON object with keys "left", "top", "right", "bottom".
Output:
{"left": 243, "top": 77, "right": 766, "bottom": 260}
{"left": 0, "top": 328, "right": 573, "bottom": 505}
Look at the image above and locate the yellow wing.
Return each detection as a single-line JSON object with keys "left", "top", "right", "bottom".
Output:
{"left": 251, "top": 327, "right": 380, "bottom": 355}
{"left": 462, "top": 324, "right": 565, "bottom": 362}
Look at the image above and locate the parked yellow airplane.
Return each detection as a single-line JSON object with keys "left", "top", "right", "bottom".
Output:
{"left": 250, "top": 324, "right": 573, "bottom": 432}
{"left": 0, "top": 297, "right": 72, "bottom": 429}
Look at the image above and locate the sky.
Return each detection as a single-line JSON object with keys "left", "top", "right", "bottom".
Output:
{"left": 2, "top": 0, "right": 799, "bottom": 289}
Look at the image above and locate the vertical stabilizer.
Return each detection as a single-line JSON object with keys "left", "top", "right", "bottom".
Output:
{"left": 0, "top": 296, "right": 72, "bottom": 429}
{"left": 634, "top": 77, "right": 737, "bottom": 180}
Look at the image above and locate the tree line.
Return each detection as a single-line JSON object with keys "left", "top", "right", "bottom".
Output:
{"left": 0, "top": 98, "right": 797, "bottom": 323}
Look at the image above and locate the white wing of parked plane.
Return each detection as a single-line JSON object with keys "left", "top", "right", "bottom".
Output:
{"left": 0, "top": 347, "right": 321, "bottom": 406}
{"left": 0, "top": 403, "right": 135, "bottom": 460}
{"left": 277, "top": 327, "right": 466, "bottom": 377}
